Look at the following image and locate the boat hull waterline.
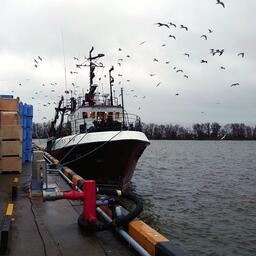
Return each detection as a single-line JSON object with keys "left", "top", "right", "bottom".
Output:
{"left": 48, "top": 131, "right": 150, "bottom": 188}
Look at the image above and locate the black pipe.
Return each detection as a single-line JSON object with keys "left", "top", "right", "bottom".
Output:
{"left": 78, "top": 191, "right": 143, "bottom": 232}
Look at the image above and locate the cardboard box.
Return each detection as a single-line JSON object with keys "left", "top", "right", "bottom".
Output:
{"left": 0, "top": 125, "right": 22, "bottom": 141}
{"left": 0, "top": 141, "right": 22, "bottom": 156}
{"left": 0, "top": 98, "right": 19, "bottom": 111}
{"left": 0, "top": 112, "right": 19, "bottom": 126}
{"left": 0, "top": 156, "right": 22, "bottom": 172}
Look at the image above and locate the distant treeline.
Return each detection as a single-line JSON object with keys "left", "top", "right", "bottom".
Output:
{"left": 33, "top": 122, "right": 256, "bottom": 140}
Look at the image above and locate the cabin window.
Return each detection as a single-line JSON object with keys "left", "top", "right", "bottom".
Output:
{"left": 80, "top": 124, "right": 86, "bottom": 133}
{"left": 115, "top": 112, "right": 120, "bottom": 120}
{"left": 82, "top": 112, "right": 88, "bottom": 118}
{"left": 97, "top": 112, "right": 105, "bottom": 120}
{"left": 89, "top": 112, "right": 96, "bottom": 118}
{"left": 107, "top": 112, "right": 113, "bottom": 121}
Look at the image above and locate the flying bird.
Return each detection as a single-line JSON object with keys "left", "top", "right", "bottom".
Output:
{"left": 184, "top": 75, "right": 189, "bottom": 78}
{"left": 208, "top": 29, "right": 213, "bottom": 33}
{"left": 153, "top": 58, "right": 159, "bottom": 62}
{"left": 34, "top": 59, "right": 38, "bottom": 64}
{"left": 218, "top": 49, "right": 224, "bottom": 56}
{"left": 34, "top": 64, "right": 38, "bottom": 68}
{"left": 38, "top": 56, "right": 42, "bottom": 61}
{"left": 180, "top": 25, "right": 188, "bottom": 31}
{"left": 149, "top": 74, "right": 156, "bottom": 77}
{"left": 201, "top": 60, "right": 208, "bottom": 63}
{"left": 230, "top": 83, "right": 239, "bottom": 87}
{"left": 216, "top": 0, "right": 225, "bottom": 8}
{"left": 118, "top": 48, "right": 122, "bottom": 51}
{"left": 169, "top": 22, "right": 176, "bottom": 28}
{"left": 156, "top": 82, "right": 161, "bottom": 87}
{"left": 139, "top": 41, "right": 146, "bottom": 45}
{"left": 238, "top": 52, "right": 245, "bottom": 58}
{"left": 168, "top": 34, "right": 176, "bottom": 39}
{"left": 176, "top": 69, "right": 183, "bottom": 73}
{"left": 155, "top": 22, "right": 169, "bottom": 28}
{"left": 165, "top": 61, "right": 170, "bottom": 64}
{"left": 162, "top": 44, "right": 166, "bottom": 47}
{"left": 126, "top": 55, "right": 130, "bottom": 58}
{"left": 220, "top": 66, "right": 226, "bottom": 70}
{"left": 200, "top": 35, "right": 207, "bottom": 40}
{"left": 175, "top": 93, "right": 179, "bottom": 96}
{"left": 184, "top": 53, "right": 190, "bottom": 57}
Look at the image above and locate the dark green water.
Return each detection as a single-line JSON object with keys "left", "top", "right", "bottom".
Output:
{"left": 132, "top": 140, "right": 256, "bottom": 256}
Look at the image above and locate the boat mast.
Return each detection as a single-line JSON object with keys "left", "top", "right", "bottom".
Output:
{"left": 109, "top": 66, "right": 114, "bottom": 106}
{"left": 121, "top": 87, "right": 125, "bottom": 128}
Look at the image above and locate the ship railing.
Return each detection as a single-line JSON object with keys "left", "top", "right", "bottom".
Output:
{"left": 67, "top": 112, "right": 142, "bottom": 133}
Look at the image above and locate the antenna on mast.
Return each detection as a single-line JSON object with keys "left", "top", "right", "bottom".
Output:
{"left": 109, "top": 66, "right": 114, "bottom": 106}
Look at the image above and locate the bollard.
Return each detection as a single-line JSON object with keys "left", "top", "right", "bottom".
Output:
{"left": 84, "top": 180, "right": 96, "bottom": 223}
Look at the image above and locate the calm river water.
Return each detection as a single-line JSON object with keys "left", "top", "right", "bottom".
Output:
{"left": 131, "top": 140, "right": 256, "bottom": 256}
{"left": 35, "top": 139, "right": 256, "bottom": 255}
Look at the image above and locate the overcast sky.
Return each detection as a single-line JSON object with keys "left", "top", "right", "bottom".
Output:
{"left": 0, "top": 0, "right": 255, "bottom": 126}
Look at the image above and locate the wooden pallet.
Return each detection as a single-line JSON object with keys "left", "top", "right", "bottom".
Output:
{"left": 0, "top": 126, "right": 22, "bottom": 141}
{"left": 0, "top": 141, "right": 22, "bottom": 157}
{"left": 0, "top": 98, "right": 19, "bottom": 111}
{"left": 0, "top": 111, "right": 19, "bottom": 126}
{"left": 0, "top": 156, "right": 22, "bottom": 173}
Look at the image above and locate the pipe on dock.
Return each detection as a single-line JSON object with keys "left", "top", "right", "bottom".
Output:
{"left": 96, "top": 207, "right": 151, "bottom": 256}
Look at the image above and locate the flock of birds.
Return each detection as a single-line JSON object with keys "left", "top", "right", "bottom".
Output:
{"left": 4, "top": 0, "right": 249, "bottom": 120}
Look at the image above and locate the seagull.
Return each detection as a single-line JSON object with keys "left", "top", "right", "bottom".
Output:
{"left": 38, "top": 56, "right": 42, "bottom": 61}
{"left": 73, "top": 57, "right": 79, "bottom": 61}
{"left": 175, "top": 93, "right": 179, "bottom": 96}
{"left": 118, "top": 48, "right": 122, "bottom": 51}
{"left": 216, "top": 0, "right": 225, "bottom": 8}
{"left": 184, "top": 75, "right": 189, "bottom": 78}
{"left": 218, "top": 49, "right": 224, "bottom": 56}
{"left": 176, "top": 69, "right": 183, "bottom": 73}
{"left": 168, "top": 34, "right": 176, "bottom": 39}
{"left": 220, "top": 66, "right": 226, "bottom": 70}
{"left": 184, "top": 53, "right": 190, "bottom": 58}
{"left": 169, "top": 22, "right": 176, "bottom": 28}
{"left": 139, "top": 41, "right": 147, "bottom": 45}
{"left": 201, "top": 60, "right": 208, "bottom": 63}
{"left": 162, "top": 44, "right": 166, "bottom": 47}
{"left": 34, "top": 59, "right": 38, "bottom": 64}
{"left": 155, "top": 22, "right": 169, "bottom": 28}
{"left": 165, "top": 61, "right": 170, "bottom": 64}
{"left": 149, "top": 74, "right": 156, "bottom": 77}
{"left": 208, "top": 29, "right": 213, "bottom": 33}
{"left": 34, "top": 64, "right": 38, "bottom": 68}
{"left": 153, "top": 58, "right": 159, "bottom": 62}
{"left": 19, "top": 83, "right": 22, "bottom": 86}
{"left": 238, "top": 52, "right": 245, "bottom": 58}
{"left": 210, "top": 49, "right": 215, "bottom": 54}
{"left": 118, "top": 74, "right": 123, "bottom": 77}
{"left": 231, "top": 83, "right": 239, "bottom": 87}
{"left": 180, "top": 25, "right": 188, "bottom": 31}
{"left": 126, "top": 55, "right": 130, "bottom": 58}
{"left": 156, "top": 82, "right": 161, "bottom": 87}
{"left": 117, "top": 58, "right": 123, "bottom": 62}
{"left": 200, "top": 35, "right": 208, "bottom": 40}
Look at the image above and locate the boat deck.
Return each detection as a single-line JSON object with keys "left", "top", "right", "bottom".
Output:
{"left": 0, "top": 163, "right": 135, "bottom": 256}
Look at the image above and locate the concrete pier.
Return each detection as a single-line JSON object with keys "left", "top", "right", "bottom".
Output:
{"left": 0, "top": 164, "right": 135, "bottom": 256}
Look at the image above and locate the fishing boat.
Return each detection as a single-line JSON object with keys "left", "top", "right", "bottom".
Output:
{"left": 47, "top": 47, "right": 150, "bottom": 188}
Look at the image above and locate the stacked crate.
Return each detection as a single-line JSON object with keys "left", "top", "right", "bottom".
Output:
{"left": 0, "top": 97, "right": 22, "bottom": 173}
{"left": 21, "top": 103, "right": 33, "bottom": 163}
